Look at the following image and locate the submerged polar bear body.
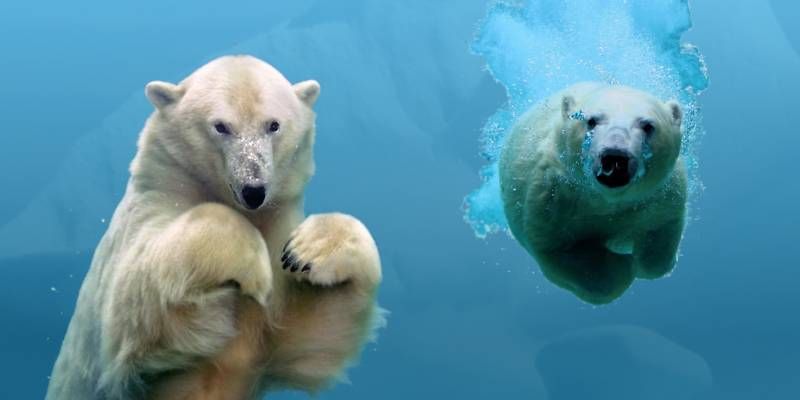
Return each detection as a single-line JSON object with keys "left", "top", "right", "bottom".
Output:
{"left": 47, "top": 55, "right": 382, "bottom": 399}
{"left": 500, "top": 83, "right": 686, "bottom": 305}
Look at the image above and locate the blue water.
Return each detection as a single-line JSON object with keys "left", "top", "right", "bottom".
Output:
{"left": 0, "top": 0, "right": 798, "bottom": 399}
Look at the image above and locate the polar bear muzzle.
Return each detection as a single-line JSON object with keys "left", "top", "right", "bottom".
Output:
{"left": 596, "top": 148, "right": 638, "bottom": 188}
{"left": 224, "top": 134, "right": 273, "bottom": 211}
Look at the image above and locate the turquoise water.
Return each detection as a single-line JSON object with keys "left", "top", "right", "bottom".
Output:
{"left": 1, "top": 0, "right": 798, "bottom": 398}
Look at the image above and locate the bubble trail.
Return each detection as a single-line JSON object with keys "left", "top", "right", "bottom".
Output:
{"left": 463, "top": 0, "right": 708, "bottom": 237}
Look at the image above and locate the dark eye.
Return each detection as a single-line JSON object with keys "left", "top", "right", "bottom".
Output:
{"left": 214, "top": 122, "right": 231, "bottom": 135}
{"left": 641, "top": 121, "right": 655, "bottom": 135}
{"left": 587, "top": 117, "right": 598, "bottom": 130}
{"left": 267, "top": 120, "right": 280, "bottom": 134}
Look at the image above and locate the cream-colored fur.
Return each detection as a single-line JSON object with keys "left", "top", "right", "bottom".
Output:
{"left": 46, "top": 55, "right": 383, "bottom": 400}
{"left": 500, "top": 83, "right": 686, "bottom": 305}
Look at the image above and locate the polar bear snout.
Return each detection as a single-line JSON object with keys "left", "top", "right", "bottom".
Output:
{"left": 596, "top": 148, "right": 638, "bottom": 188}
{"left": 239, "top": 184, "right": 267, "bottom": 210}
{"left": 224, "top": 135, "right": 274, "bottom": 211}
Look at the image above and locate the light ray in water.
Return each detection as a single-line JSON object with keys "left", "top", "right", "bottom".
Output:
{"left": 463, "top": 0, "right": 708, "bottom": 237}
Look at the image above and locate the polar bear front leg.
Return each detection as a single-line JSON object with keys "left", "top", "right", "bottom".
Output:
{"left": 103, "top": 203, "right": 272, "bottom": 392}
{"left": 266, "top": 213, "right": 382, "bottom": 391}
{"left": 156, "top": 203, "right": 273, "bottom": 304}
{"left": 281, "top": 213, "right": 381, "bottom": 287}
{"left": 634, "top": 218, "right": 684, "bottom": 279}
{"left": 537, "top": 238, "right": 635, "bottom": 305}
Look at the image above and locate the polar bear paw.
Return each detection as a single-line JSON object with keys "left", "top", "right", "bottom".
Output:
{"left": 166, "top": 203, "right": 273, "bottom": 307}
{"left": 222, "top": 238, "right": 273, "bottom": 307}
{"left": 280, "top": 213, "right": 381, "bottom": 287}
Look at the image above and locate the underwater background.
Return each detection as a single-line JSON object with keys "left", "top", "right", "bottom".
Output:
{"left": 0, "top": 0, "right": 798, "bottom": 398}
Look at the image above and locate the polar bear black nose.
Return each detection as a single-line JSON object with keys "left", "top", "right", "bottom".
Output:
{"left": 597, "top": 149, "right": 638, "bottom": 188}
{"left": 241, "top": 185, "right": 266, "bottom": 209}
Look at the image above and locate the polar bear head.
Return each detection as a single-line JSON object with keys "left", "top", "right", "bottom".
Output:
{"left": 143, "top": 55, "right": 319, "bottom": 211}
{"left": 561, "top": 85, "right": 682, "bottom": 198}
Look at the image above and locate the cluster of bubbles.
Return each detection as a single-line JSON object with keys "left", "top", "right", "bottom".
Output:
{"left": 463, "top": 0, "right": 709, "bottom": 237}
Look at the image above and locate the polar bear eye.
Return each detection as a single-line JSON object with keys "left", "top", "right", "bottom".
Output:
{"left": 641, "top": 121, "right": 655, "bottom": 135}
{"left": 267, "top": 120, "right": 281, "bottom": 134}
{"left": 586, "top": 117, "right": 598, "bottom": 130}
{"left": 214, "top": 122, "right": 231, "bottom": 136}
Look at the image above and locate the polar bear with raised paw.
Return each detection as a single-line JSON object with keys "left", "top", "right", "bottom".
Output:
{"left": 500, "top": 82, "right": 687, "bottom": 305}
{"left": 46, "top": 55, "right": 383, "bottom": 400}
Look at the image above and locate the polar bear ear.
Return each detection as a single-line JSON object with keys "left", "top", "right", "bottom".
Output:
{"left": 666, "top": 100, "right": 683, "bottom": 128}
{"left": 561, "top": 95, "right": 576, "bottom": 120}
{"left": 294, "top": 80, "right": 320, "bottom": 107}
{"left": 145, "top": 81, "right": 184, "bottom": 111}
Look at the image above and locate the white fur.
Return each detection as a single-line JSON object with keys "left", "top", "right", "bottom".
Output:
{"left": 47, "top": 55, "right": 383, "bottom": 400}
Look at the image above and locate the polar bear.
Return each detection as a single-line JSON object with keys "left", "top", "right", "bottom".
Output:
{"left": 46, "top": 55, "right": 382, "bottom": 399}
{"left": 500, "top": 82, "right": 686, "bottom": 305}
